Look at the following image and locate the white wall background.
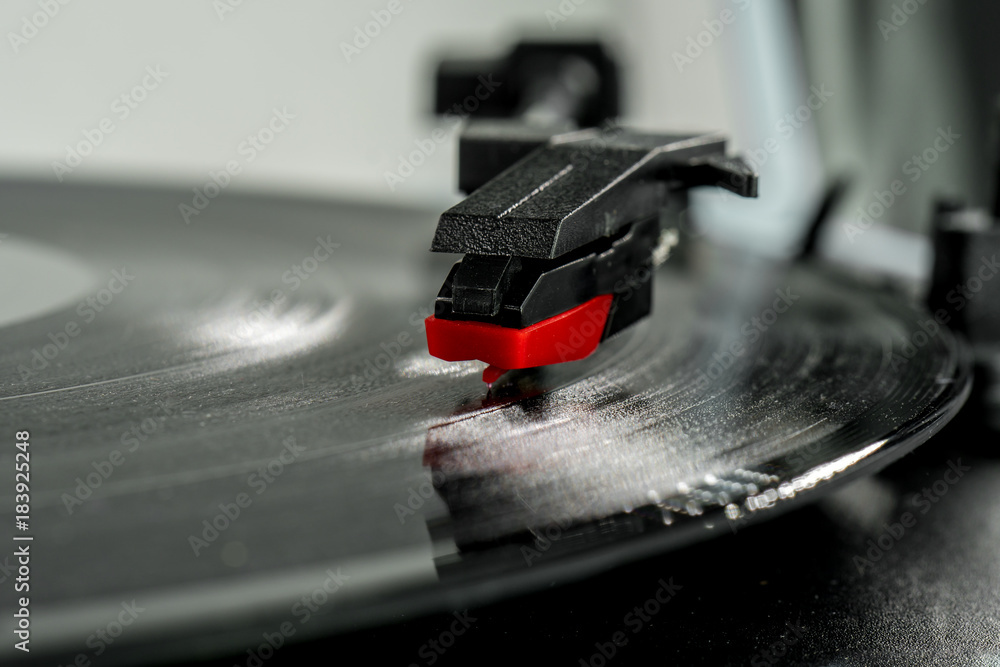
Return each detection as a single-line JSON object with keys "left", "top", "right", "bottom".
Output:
{"left": 1, "top": 0, "right": 737, "bottom": 206}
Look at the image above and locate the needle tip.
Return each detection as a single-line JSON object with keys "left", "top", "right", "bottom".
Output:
{"left": 483, "top": 365, "right": 508, "bottom": 385}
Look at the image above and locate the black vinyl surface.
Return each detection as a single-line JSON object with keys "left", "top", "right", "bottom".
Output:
{"left": 0, "top": 180, "right": 982, "bottom": 665}
{"left": 270, "top": 417, "right": 1000, "bottom": 667}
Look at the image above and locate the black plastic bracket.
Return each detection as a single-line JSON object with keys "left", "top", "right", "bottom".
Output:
{"left": 431, "top": 129, "right": 758, "bottom": 259}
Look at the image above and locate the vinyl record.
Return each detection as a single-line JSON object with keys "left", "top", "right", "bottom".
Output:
{"left": 0, "top": 182, "right": 970, "bottom": 664}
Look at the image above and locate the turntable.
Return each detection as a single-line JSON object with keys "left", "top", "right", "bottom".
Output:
{"left": 2, "top": 9, "right": 1000, "bottom": 667}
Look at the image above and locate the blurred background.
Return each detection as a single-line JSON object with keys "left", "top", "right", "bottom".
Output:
{"left": 3, "top": 0, "right": 997, "bottom": 265}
